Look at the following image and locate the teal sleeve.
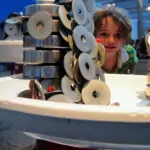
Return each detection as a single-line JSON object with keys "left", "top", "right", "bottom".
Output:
{"left": 123, "top": 45, "right": 139, "bottom": 64}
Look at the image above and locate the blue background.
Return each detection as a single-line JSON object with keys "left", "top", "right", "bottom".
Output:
{"left": 0, "top": 0, "right": 33, "bottom": 21}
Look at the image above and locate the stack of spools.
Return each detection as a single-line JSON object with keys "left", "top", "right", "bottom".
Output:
{"left": 23, "top": 0, "right": 68, "bottom": 95}
{"left": 22, "top": 0, "right": 111, "bottom": 105}
{"left": 0, "top": 13, "right": 23, "bottom": 40}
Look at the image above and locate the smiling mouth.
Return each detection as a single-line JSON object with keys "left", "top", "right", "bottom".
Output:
{"left": 105, "top": 46, "right": 116, "bottom": 49}
{"left": 105, "top": 46, "right": 116, "bottom": 51}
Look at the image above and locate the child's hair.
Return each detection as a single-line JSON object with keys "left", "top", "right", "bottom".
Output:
{"left": 93, "top": 7, "right": 132, "bottom": 44}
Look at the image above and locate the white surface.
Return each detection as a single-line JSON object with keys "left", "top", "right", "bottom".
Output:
{"left": 0, "top": 74, "right": 29, "bottom": 97}
{"left": 0, "top": 73, "right": 150, "bottom": 122}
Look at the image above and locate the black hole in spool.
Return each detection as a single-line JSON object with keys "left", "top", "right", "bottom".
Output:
{"left": 78, "top": 9, "right": 82, "bottom": 15}
{"left": 70, "top": 83, "right": 76, "bottom": 91}
{"left": 81, "top": 35, "right": 86, "bottom": 44}
{"left": 85, "top": 62, "right": 89, "bottom": 70}
{"left": 92, "top": 91, "right": 100, "bottom": 98}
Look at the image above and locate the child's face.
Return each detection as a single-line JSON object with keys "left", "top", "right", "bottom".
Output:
{"left": 96, "top": 16, "right": 124, "bottom": 54}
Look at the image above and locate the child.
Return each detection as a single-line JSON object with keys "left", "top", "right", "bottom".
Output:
{"left": 94, "top": 7, "right": 138, "bottom": 74}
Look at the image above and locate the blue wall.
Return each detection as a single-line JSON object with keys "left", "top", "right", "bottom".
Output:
{"left": 0, "top": 0, "right": 33, "bottom": 21}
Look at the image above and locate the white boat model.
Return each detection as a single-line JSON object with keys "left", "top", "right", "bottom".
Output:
{"left": 0, "top": 73, "right": 150, "bottom": 149}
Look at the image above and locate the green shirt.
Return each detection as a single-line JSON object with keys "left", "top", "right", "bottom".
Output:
{"left": 115, "top": 45, "right": 139, "bottom": 74}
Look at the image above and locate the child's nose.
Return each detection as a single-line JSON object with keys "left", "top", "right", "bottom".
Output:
{"left": 108, "top": 35, "right": 116, "bottom": 43}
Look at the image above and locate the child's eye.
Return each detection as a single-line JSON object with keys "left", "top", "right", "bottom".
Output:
{"left": 99, "top": 32, "right": 108, "bottom": 37}
{"left": 115, "top": 33, "right": 122, "bottom": 38}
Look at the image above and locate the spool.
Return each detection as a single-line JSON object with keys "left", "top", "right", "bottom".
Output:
{"left": 25, "top": 4, "right": 59, "bottom": 17}
{"left": 78, "top": 53, "right": 96, "bottom": 80}
{"left": 64, "top": 51, "right": 74, "bottom": 79}
{"left": 27, "top": 11, "right": 53, "bottom": 40}
{"left": 61, "top": 75, "right": 81, "bottom": 103}
{"left": 82, "top": 80, "right": 110, "bottom": 105}
{"left": 73, "top": 25, "right": 95, "bottom": 53}
{"left": 72, "top": 0, "right": 87, "bottom": 25}
{"left": 59, "top": 5, "right": 72, "bottom": 30}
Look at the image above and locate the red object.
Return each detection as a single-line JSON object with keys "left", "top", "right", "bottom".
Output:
{"left": 96, "top": 38, "right": 101, "bottom": 43}
{"left": 34, "top": 92, "right": 39, "bottom": 100}
{"left": 47, "top": 85, "right": 55, "bottom": 92}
